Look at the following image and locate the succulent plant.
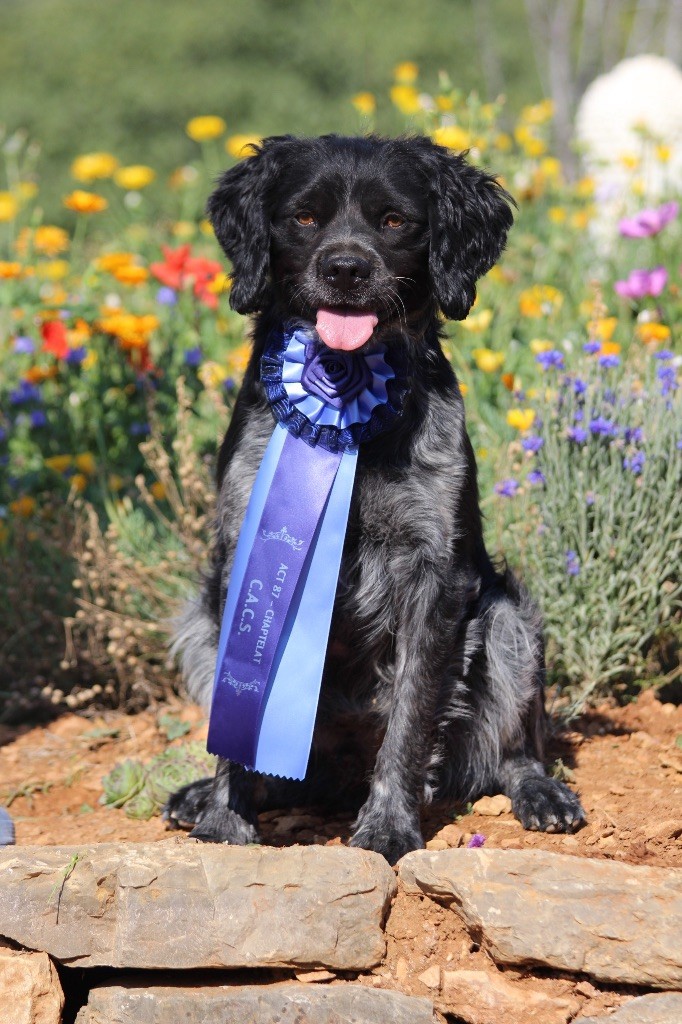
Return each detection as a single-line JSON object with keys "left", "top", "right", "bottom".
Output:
{"left": 100, "top": 759, "right": 145, "bottom": 809}
{"left": 144, "top": 744, "right": 215, "bottom": 811}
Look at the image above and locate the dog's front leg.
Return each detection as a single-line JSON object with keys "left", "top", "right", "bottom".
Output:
{"left": 350, "top": 562, "right": 457, "bottom": 864}
{"left": 188, "top": 758, "right": 260, "bottom": 845}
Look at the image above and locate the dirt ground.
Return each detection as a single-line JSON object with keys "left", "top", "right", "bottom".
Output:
{"left": 1, "top": 688, "right": 681, "bottom": 1022}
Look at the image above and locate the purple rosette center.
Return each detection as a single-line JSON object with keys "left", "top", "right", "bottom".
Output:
{"left": 301, "top": 343, "right": 372, "bottom": 410}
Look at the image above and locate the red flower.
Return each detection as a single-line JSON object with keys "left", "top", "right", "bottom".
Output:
{"left": 41, "top": 320, "right": 69, "bottom": 359}
{"left": 150, "top": 245, "right": 222, "bottom": 307}
{"left": 150, "top": 245, "right": 192, "bottom": 290}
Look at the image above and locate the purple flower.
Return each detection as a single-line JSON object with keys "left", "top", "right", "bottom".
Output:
{"left": 527, "top": 470, "right": 546, "bottom": 486}
{"left": 574, "top": 408, "right": 584, "bottom": 422}
{"left": 184, "top": 346, "right": 202, "bottom": 367}
{"left": 29, "top": 410, "right": 47, "bottom": 429}
{"left": 536, "top": 349, "right": 564, "bottom": 370}
{"left": 614, "top": 266, "right": 668, "bottom": 301}
{"left": 565, "top": 550, "right": 580, "bottom": 576}
{"left": 224, "top": 377, "right": 236, "bottom": 392}
{"left": 585, "top": 491, "right": 596, "bottom": 506}
{"left": 589, "top": 416, "right": 615, "bottom": 436}
{"left": 494, "top": 478, "right": 519, "bottom": 498}
{"left": 583, "top": 340, "right": 601, "bottom": 354}
{"left": 623, "top": 451, "right": 645, "bottom": 475}
{"left": 9, "top": 381, "right": 42, "bottom": 405}
{"left": 467, "top": 833, "right": 486, "bottom": 849}
{"left": 654, "top": 349, "right": 673, "bottom": 361}
{"left": 65, "top": 346, "right": 87, "bottom": 365}
{"left": 522, "top": 435, "right": 544, "bottom": 453}
{"left": 618, "top": 201, "right": 678, "bottom": 238}
{"left": 13, "top": 335, "right": 35, "bottom": 354}
{"left": 573, "top": 378, "right": 587, "bottom": 395}
{"left": 129, "top": 421, "right": 150, "bottom": 436}
{"left": 567, "top": 426, "right": 587, "bottom": 443}
{"left": 624, "top": 427, "right": 643, "bottom": 444}
{"left": 598, "top": 354, "right": 620, "bottom": 369}
{"left": 657, "top": 365, "right": 678, "bottom": 397}
{"left": 156, "top": 286, "right": 177, "bottom": 305}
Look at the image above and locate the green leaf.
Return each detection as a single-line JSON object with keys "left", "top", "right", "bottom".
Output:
{"left": 158, "top": 714, "right": 192, "bottom": 741}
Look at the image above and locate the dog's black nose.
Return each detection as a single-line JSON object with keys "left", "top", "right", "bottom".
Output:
{"left": 319, "top": 252, "right": 372, "bottom": 291}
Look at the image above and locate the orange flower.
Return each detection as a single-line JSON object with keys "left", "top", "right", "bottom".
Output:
{"left": 113, "top": 264, "right": 149, "bottom": 285}
{"left": 34, "top": 226, "right": 70, "bottom": 256}
{"left": 63, "top": 190, "right": 108, "bottom": 214}
{"left": 9, "top": 496, "right": 36, "bottom": 517}
{"left": 637, "top": 322, "right": 671, "bottom": 345}
{"left": 24, "top": 365, "right": 58, "bottom": 384}
{"left": 98, "top": 313, "right": 159, "bottom": 349}
{"left": 0, "top": 261, "right": 23, "bottom": 279}
{"left": 95, "top": 252, "right": 135, "bottom": 272}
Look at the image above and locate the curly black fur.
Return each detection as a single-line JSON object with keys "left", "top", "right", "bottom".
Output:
{"left": 165, "top": 135, "right": 584, "bottom": 863}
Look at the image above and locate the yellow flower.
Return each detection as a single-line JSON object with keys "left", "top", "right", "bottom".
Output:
{"left": 393, "top": 61, "right": 418, "bottom": 84}
{"left": 10, "top": 496, "right": 36, "bottom": 517}
{"left": 519, "top": 285, "right": 563, "bottom": 318}
{"left": 390, "top": 85, "right": 421, "bottom": 116}
{"left": 226, "top": 342, "right": 251, "bottom": 375}
{"left": 70, "top": 473, "right": 88, "bottom": 493}
{"left": 458, "top": 381, "right": 469, "bottom": 397}
{"left": 172, "top": 220, "right": 196, "bottom": 239}
{"left": 34, "top": 226, "right": 69, "bottom": 256}
{"left": 521, "top": 100, "right": 554, "bottom": 125}
{"left": 68, "top": 319, "right": 92, "bottom": 347}
{"left": 472, "top": 348, "right": 504, "bottom": 373}
{"left": 507, "top": 408, "right": 536, "bottom": 431}
{"left": 82, "top": 350, "right": 98, "bottom": 371}
{"left": 460, "top": 309, "right": 493, "bottom": 333}
{"left": 186, "top": 115, "right": 226, "bottom": 142}
{"left": 113, "top": 264, "right": 149, "bottom": 285}
{"left": 351, "top": 92, "right": 376, "bottom": 116}
{"left": 45, "top": 455, "right": 73, "bottom": 474}
{"left": 548, "top": 206, "right": 566, "bottom": 224}
{"left": 71, "top": 152, "right": 119, "bottom": 182}
{"left": 63, "top": 190, "right": 108, "bottom": 214}
{"left": 570, "top": 208, "right": 593, "bottom": 230}
{"left": 150, "top": 481, "right": 166, "bottom": 501}
{"left": 95, "top": 251, "right": 135, "bottom": 272}
{"left": 0, "top": 261, "right": 23, "bottom": 279}
{"left": 539, "top": 157, "right": 562, "bottom": 183}
{"left": 599, "top": 341, "right": 621, "bottom": 356}
{"left": 619, "top": 152, "right": 640, "bottom": 170}
{"left": 36, "top": 260, "right": 69, "bottom": 281}
{"left": 494, "top": 132, "right": 512, "bottom": 152}
{"left": 225, "top": 134, "right": 261, "bottom": 159}
{"left": 200, "top": 218, "right": 214, "bottom": 236}
{"left": 75, "top": 453, "right": 96, "bottom": 475}
{"left": 637, "top": 322, "right": 671, "bottom": 345}
{"left": 0, "top": 192, "right": 19, "bottom": 221}
{"left": 432, "top": 125, "right": 471, "bottom": 151}
{"left": 514, "top": 124, "right": 546, "bottom": 156}
{"left": 18, "top": 181, "right": 38, "bottom": 201}
{"left": 108, "top": 474, "right": 124, "bottom": 492}
{"left": 655, "top": 144, "right": 671, "bottom": 163}
{"left": 436, "top": 95, "right": 454, "bottom": 112}
{"left": 587, "top": 317, "right": 617, "bottom": 343}
{"left": 529, "top": 338, "right": 554, "bottom": 354}
{"left": 199, "top": 360, "right": 228, "bottom": 388}
{"left": 575, "top": 176, "right": 595, "bottom": 198}
{"left": 114, "top": 165, "right": 156, "bottom": 190}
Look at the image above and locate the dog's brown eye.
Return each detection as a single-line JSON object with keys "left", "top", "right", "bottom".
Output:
{"left": 295, "top": 212, "right": 316, "bottom": 227}
{"left": 383, "top": 213, "right": 405, "bottom": 229}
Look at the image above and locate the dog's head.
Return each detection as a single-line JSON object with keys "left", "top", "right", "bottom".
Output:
{"left": 208, "top": 134, "right": 514, "bottom": 350}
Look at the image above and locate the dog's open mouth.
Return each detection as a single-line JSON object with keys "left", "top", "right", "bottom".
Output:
{"left": 315, "top": 307, "right": 378, "bottom": 351}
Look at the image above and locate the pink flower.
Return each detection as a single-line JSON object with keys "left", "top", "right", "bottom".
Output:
{"left": 614, "top": 266, "right": 668, "bottom": 301}
{"left": 619, "top": 202, "right": 678, "bottom": 238}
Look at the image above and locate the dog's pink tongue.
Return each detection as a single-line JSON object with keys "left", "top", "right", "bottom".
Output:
{"left": 316, "top": 308, "right": 378, "bottom": 351}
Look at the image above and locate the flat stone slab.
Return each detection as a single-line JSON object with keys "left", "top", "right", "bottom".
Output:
{"left": 0, "top": 942, "right": 64, "bottom": 1024}
{"left": 0, "top": 840, "right": 396, "bottom": 971}
{"left": 576, "top": 992, "right": 682, "bottom": 1023}
{"left": 74, "top": 980, "right": 435, "bottom": 1023}
{"left": 399, "top": 848, "right": 682, "bottom": 989}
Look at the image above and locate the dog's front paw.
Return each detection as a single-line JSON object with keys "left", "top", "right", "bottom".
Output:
{"left": 189, "top": 807, "right": 260, "bottom": 846}
{"left": 513, "top": 776, "right": 585, "bottom": 833}
{"left": 162, "top": 777, "right": 213, "bottom": 830}
{"left": 350, "top": 803, "right": 423, "bottom": 864}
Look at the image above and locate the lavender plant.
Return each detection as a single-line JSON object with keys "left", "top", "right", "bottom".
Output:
{"left": 495, "top": 342, "right": 681, "bottom": 715}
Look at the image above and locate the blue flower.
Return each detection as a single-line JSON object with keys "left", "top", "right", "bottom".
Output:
{"left": 156, "top": 286, "right": 177, "bottom": 305}
{"left": 224, "top": 377, "right": 236, "bottom": 392}
{"left": 657, "top": 365, "right": 678, "bottom": 397}
{"left": 9, "top": 381, "right": 42, "bottom": 405}
{"left": 65, "top": 346, "right": 87, "bottom": 365}
{"left": 521, "top": 435, "right": 544, "bottom": 453}
{"left": 585, "top": 492, "right": 596, "bottom": 506}
{"left": 184, "top": 346, "right": 202, "bottom": 367}
{"left": 573, "top": 377, "right": 587, "bottom": 395}
{"left": 129, "top": 421, "right": 150, "bottom": 436}
{"left": 624, "top": 427, "right": 643, "bottom": 444}
{"left": 598, "top": 354, "right": 620, "bottom": 369}
{"left": 536, "top": 349, "right": 564, "bottom": 370}
{"left": 583, "top": 340, "right": 600, "bottom": 354}
{"left": 623, "top": 450, "right": 645, "bottom": 475}
{"left": 565, "top": 550, "right": 580, "bottom": 576}
{"left": 574, "top": 408, "right": 584, "bottom": 422}
{"left": 567, "top": 426, "right": 587, "bottom": 443}
{"left": 494, "top": 478, "right": 519, "bottom": 498}
{"left": 589, "top": 416, "right": 615, "bottom": 436}
{"left": 654, "top": 349, "right": 673, "bottom": 361}
{"left": 13, "top": 336, "right": 35, "bottom": 354}
{"left": 30, "top": 410, "right": 47, "bottom": 429}
{"left": 527, "top": 470, "right": 546, "bottom": 486}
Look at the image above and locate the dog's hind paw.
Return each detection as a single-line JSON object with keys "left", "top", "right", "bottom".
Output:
{"left": 512, "top": 776, "right": 585, "bottom": 833}
{"left": 162, "top": 777, "right": 213, "bottom": 830}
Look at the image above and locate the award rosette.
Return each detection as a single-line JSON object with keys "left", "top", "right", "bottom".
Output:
{"left": 206, "top": 324, "right": 406, "bottom": 779}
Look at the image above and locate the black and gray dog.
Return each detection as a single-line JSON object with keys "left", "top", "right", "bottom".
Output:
{"left": 164, "top": 134, "right": 585, "bottom": 863}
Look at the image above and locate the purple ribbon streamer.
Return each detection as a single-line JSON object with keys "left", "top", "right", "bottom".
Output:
{"left": 207, "top": 431, "right": 342, "bottom": 768}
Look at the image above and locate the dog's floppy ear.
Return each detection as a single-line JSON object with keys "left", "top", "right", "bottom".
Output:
{"left": 207, "top": 136, "right": 291, "bottom": 314}
{"left": 417, "top": 141, "right": 515, "bottom": 321}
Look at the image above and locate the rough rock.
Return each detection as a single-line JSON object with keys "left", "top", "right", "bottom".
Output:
{"left": 439, "top": 969, "right": 578, "bottom": 1024}
{"left": 0, "top": 943, "right": 64, "bottom": 1024}
{"left": 74, "top": 980, "right": 436, "bottom": 1023}
{"left": 418, "top": 965, "right": 442, "bottom": 989}
{"left": 471, "top": 795, "right": 512, "bottom": 816}
{"left": 576, "top": 992, "right": 682, "bottom": 1023}
{"left": 399, "top": 848, "right": 682, "bottom": 988}
{"left": 0, "top": 841, "right": 396, "bottom": 971}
